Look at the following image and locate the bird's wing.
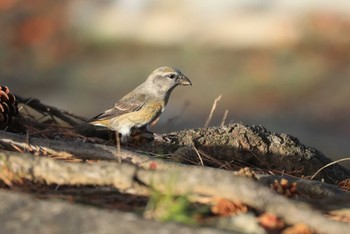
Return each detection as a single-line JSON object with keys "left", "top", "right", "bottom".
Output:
{"left": 88, "top": 93, "right": 147, "bottom": 122}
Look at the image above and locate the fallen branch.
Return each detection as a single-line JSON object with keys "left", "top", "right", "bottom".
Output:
{"left": 16, "top": 95, "right": 86, "bottom": 127}
{"left": 0, "top": 130, "right": 347, "bottom": 199}
{"left": 0, "top": 190, "right": 226, "bottom": 234}
{"left": 0, "top": 151, "right": 349, "bottom": 234}
{"left": 258, "top": 174, "right": 349, "bottom": 200}
{"left": 138, "top": 123, "right": 350, "bottom": 183}
{"left": 0, "top": 130, "right": 194, "bottom": 170}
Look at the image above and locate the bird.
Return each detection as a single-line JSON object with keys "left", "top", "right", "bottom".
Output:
{"left": 88, "top": 66, "right": 192, "bottom": 142}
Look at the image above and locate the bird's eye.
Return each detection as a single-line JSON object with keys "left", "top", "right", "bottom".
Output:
{"left": 168, "top": 74, "right": 175, "bottom": 79}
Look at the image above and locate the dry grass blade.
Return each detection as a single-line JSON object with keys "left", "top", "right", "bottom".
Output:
{"left": 220, "top": 109, "right": 229, "bottom": 127}
{"left": 204, "top": 95, "right": 222, "bottom": 128}
{"left": 192, "top": 146, "right": 204, "bottom": 166}
{"left": 195, "top": 148, "right": 234, "bottom": 170}
{"left": 311, "top": 157, "right": 350, "bottom": 180}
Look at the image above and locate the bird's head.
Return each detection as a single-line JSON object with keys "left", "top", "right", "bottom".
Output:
{"left": 147, "top": 66, "right": 192, "bottom": 92}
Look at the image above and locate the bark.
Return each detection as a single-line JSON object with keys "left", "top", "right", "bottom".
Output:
{"left": 0, "top": 130, "right": 347, "bottom": 199}
{"left": 0, "top": 151, "right": 349, "bottom": 234}
{"left": 258, "top": 175, "right": 348, "bottom": 200}
{"left": 0, "top": 189, "right": 229, "bottom": 234}
{"left": 0, "top": 130, "right": 194, "bottom": 170}
{"left": 137, "top": 123, "right": 350, "bottom": 183}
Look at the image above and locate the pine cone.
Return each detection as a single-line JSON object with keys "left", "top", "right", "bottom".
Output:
{"left": 0, "top": 86, "right": 18, "bottom": 130}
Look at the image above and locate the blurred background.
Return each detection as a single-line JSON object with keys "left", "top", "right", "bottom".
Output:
{"left": 1, "top": 0, "right": 349, "bottom": 167}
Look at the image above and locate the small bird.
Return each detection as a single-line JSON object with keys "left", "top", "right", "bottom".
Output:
{"left": 88, "top": 66, "right": 192, "bottom": 142}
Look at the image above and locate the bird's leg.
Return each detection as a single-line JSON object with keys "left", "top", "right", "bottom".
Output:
{"left": 115, "top": 132, "right": 122, "bottom": 163}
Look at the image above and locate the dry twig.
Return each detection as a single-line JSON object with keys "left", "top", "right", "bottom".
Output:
{"left": 204, "top": 95, "right": 222, "bottom": 128}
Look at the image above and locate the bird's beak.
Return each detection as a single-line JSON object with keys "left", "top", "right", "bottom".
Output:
{"left": 177, "top": 75, "right": 192, "bottom": 86}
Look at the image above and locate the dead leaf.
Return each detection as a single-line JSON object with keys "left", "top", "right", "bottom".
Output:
{"left": 211, "top": 198, "right": 248, "bottom": 216}
{"left": 258, "top": 212, "right": 285, "bottom": 230}
{"left": 338, "top": 179, "right": 350, "bottom": 191}
{"left": 282, "top": 223, "right": 314, "bottom": 234}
